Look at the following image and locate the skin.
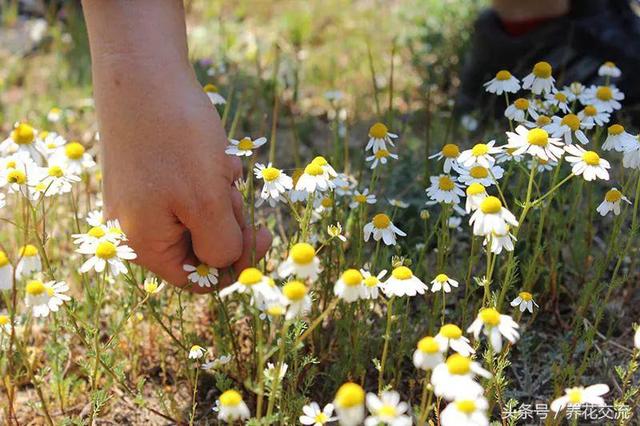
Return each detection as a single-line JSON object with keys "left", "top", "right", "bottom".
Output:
{"left": 82, "top": 0, "right": 271, "bottom": 292}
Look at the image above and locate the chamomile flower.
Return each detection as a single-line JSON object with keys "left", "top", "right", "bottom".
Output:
{"left": 564, "top": 145, "right": 610, "bottom": 181}
{"left": 383, "top": 266, "right": 428, "bottom": 297}
{"left": 364, "top": 391, "right": 411, "bottom": 426}
{"left": 328, "top": 222, "right": 347, "bottom": 242}
{"left": 143, "top": 276, "right": 165, "bottom": 294}
{"left": 483, "top": 70, "right": 520, "bottom": 95}
{"left": 203, "top": 83, "right": 226, "bottom": 105}
{"left": 465, "top": 183, "right": 487, "bottom": 213}
{"left": 484, "top": 228, "right": 516, "bottom": 254}
{"left": 349, "top": 188, "right": 377, "bottom": 209}
{"left": 282, "top": 280, "right": 311, "bottom": 320}
{"left": 39, "top": 131, "right": 66, "bottom": 155}
{"left": 361, "top": 269, "right": 386, "bottom": 300}
{"left": 413, "top": 336, "right": 445, "bottom": 370}
{"left": 623, "top": 142, "right": 640, "bottom": 170}
{"left": 86, "top": 209, "right": 104, "bottom": 227}
{"left": 366, "top": 122, "right": 398, "bottom": 152}
{"left": 300, "top": 402, "right": 337, "bottom": 426}
{"left": 0, "top": 123, "right": 45, "bottom": 160}
{"left": 495, "top": 147, "right": 523, "bottom": 164}
{"left": 429, "top": 143, "right": 461, "bottom": 173}
{"left": 467, "top": 307, "right": 520, "bottom": 352}
{"left": 550, "top": 384, "right": 609, "bottom": 413}
{"left": 278, "top": 242, "right": 321, "bottom": 281}
{"left": 201, "top": 354, "right": 232, "bottom": 371}
{"left": 47, "top": 107, "right": 63, "bottom": 122}
{"left": 430, "top": 273, "right": 459, "bottom": 293}
{"left": 333, "top": 173, "right": 357, "bottom": 196}
{"left": 435, "top": 324, "right": 475, "bottom": 356}
{"left": 388, "top": 199, "right": 409, "bottom": 209}
{"left": 431, "top": 354, "right": 491, "bottom": 400}
{"left": 441, "top": 394, "right": 489, "bottom": 426}
{"left": 505, "top": 126, "right": 564, "bottom": 162}
{"left": 522, "top": 61, "right": 555, "bottom": 95}
{"left": 71, "top": 226, "right": 113, "bottom": 249}
{"left": 77, "top": 240, "right": 136, "bottom": 277}
{"left": 53, "top": 141, "right": 96, "bottom": 174}
{"left": 523, "top": 114, "right": 552, "bottom": 129}
{"left": 311, "top": 156, "right": 338, "bottom": 179}
{"left": 582, "top": 85, "right": 624, "bottom": 112}
{"left": 527, "top": 158, "right": 557, "bottom": 172}
{"left": 182, "top": 263, "right": 218, "bottom": 287}
{"left": 578, "top": 104, "right": 610, "bottom": 127}
{"left": 363, "top": 213, "right": 406, "bottom": 246}
{"left": 366, "top": 149, "right": 398, "bottom": 169}
{"left": 457, "top": 164, "right": 504, "bottom": 187}
{"left": 217, "top": 390, "right": 250, "bottom": 423}
{"left": 334, "top": 383, "right": 365, "bottom": 426}
{"left": 510, "top": 291, "right": 538, "bottom": 313}
{"left": 16, "top": 244, "right": 41, "bottom": 278}
{"left": 0, "top": 251, "right": 13, "bottom": 290}
{"left": 426, "top": 175, "right": 465, "bottom": 204}
{"left": 225, "top": 136, "right": 267, "bottom": 157}
{"left": 544, "top": 90, "right": 571, "bottom": 113}
{"left": 334, "top": 269, "right": 365, "bottom": 303}
{"left": 565, "top": 82, "right": 586, "bottom": 102}
{"left": 0, "top": 160, "right": 39, "bottom": 194}
{"left": 469, "top": 196, "right": 518, "bottom": 236}
{"left": 36, "top": 163, "right": 81, "bottom": 196}
{"left": 596, "top": 188, "right": 631, "bottom": 216}
{"left": 545, "top": 114, "right": 592, "bottom": 145}
{"left": 504, "top": 97, "right": 538, "bottom": 123}
{"left": 296, "top": 161, "right": 335, "bottom": 193}
{"left": 602, "top": 124, "right": 636, "bottom": 152}
{"left": 189, "top": 345, "right": 207, "bottom": 359}
{"left": 219, "top": 268, "right": 278, "bottom": 308}
{"left": 254, "top": 162, "right": 293, "bottom": 207}
{"left": 598, "top": 61, "right": 621, "bottom": 78}
{"left": 24, "top": 279, "right": 70, "bottom": 318}
{"left": 0, "top": 311, "right": 12, "bottom": 336}
{"left": 457, "top": 141, "right": 501, "bottom": 168}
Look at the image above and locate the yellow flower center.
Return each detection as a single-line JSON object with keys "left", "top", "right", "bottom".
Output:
{"left": 237, "top": 138, "right": 254, "bottom": 151}
{"left": 527, "top": 128, "right": 549, "bottom": 146}
{"left": 466, "top": 182, "right": 485, "bottom": 196}
{"left": 435, "top": 273, "right": 449, "bottom": 283}
{"left": 582, "top": 151, "right": 600, "bottom": 166}
{"left": 596, "top": 86, "right": 613, "bottom": 101}
{"left": 0, "top": 315, "right": 9, "bottom": 326}
{"left": 219, "top": 390, "right": 242, "bottom": 407}
{"left": 532, "top": 61, "right": 552, "bottom": 78}
{"left": 144, "top": 279, "right": 159, "bottom": 293}
{"left": 304, "top": 163, "right": 324, "bottom": 176}
{"left": 26, "top": 280, "right": 46, "bottom": 296}
{"left": 608, "top": 124, "right": 624, "bottom": 135}
{"left": 41, "top": 130, "right": 50, "bottom": 139}
{"left": 267, "top": 305, "right": 285, "bottom": 316}
{"left": 567, "top": 388, "right": 583, "bottom": 404}
{"left": 438, "top": 176, "right": 455, "bottom": 191}
{"left": 369, "top": 122, "right": 389, "bottom": 139}
{"left": 495, "top": 70, "right": 512, "bottom": 81}
{"left": 195, "top": 264, "right": 210, "bottom": 277}
{"left": 479, "top": 196, "right": 502, "bottom": 214}
{"left": 20, "top": 245, "right": 38, "bottom": 257}
{"left": 440, "top": 323, "right": 462, "bottom": 339}
{"left": 5, "top": 160, "right": 16, "bottom": 169}
{"left": 312, "top": 156, "right": 328, "bottom": 166}
{"left": 554, "top": 92, "right": 567, "bottom": 102}
{"left": 65, "top": 142, "right": 85, "bottom": 160}
{"left": 203, "top": 83, "right": 218, "bottom": 93}
{"left": 321, "top": 197, "right": 333, "bottom": 208}
{"left": 238, "top": 267, "right": 263, "bottom": 286}
{"left": 471, "top": 143, "right": 489, "bottom": 156}
{"left": 417, "top": 336, "right": 440, "bottom": 354}
{"left": 561, "top": 114, "right": 580, "bottom": 131}
{"left": 335, "top": 383, "right": 364, "bottom": 408}
{"left": 12, "top": 123, "right": 35, "bottom": 145}
{"left": 314, "top": 413, "right": 328, "bottom": 424}
{"left": 514, "top": 98, "right": 529, "bottom": 110}
{"left": 283, "top": 280, "right": 307, "bottom": 301}
{"left": 354, "top": 194, "right": 367, "bottom": 203}
{"left": 456, "top": 400, "right": 477, "bottom": 414}
{"left": 290, "top": 243, "right": 315, "bottom": 265}
{"left": 378, "top": 404, "right": 397, "bottom": 418}
{"left": 374, "top": 149, "right": 390, "bottom": 159}
{"left": 48, "top": 165, "right": 64, "bottom": 178}
{"left": 446, "top": 354, "right": 471, "bottom": 375}
{"left": 341, "top": 269, "right": 363, "bottom": 286}
{"left": 7, "top": 170, "right": 26, "bottom": 184}
{"left": 518, "top": 291, "right": 533, "bottom": 301}
{"left": 0, "top": 251, "right": 9, "bottom": 267}
{"left": 261, "top": 167, "right": 280, "bottom": 182}
{"left": 364, "top": 276, "right": 379, "bottom": 287}
{"left": 95, "top": 241, "right": 117, "bottom": 259}
{"left": 441, "top": 143, "right": 460, "bottom": 158}
{"left": 372, "top": 213, "right": 391, "bottom": 229}
{"left": 391, "top": 266, "right": 413, "bottom": 280}
{"left": 479, "top": 307, "right": 501, "bottom": 326}
{"left": 584, "top": 105, "right": 597, "bottom": 116}
{"left": 88, "top": 226, "right": 106, "bottom": 238}
{"left": 469, "top": 166, "right": 488, "bottom": 179}
{"left": 605, "top": 189, "right": 622, "bottom": 202}
{"left": 536, "top": 115, "right": 551, "bottom": 126}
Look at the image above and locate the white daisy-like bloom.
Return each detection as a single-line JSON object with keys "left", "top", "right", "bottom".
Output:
{"left": 623, "top": 142, "right": 640, "bottom": 170}
{"left": 578, "top": 104, "right": 610, "bottom": 127}
{"left": 581, "top": 85, "right": 624, "bottom": 112}
{"left": 0, "top": 251, "right": 11, "bottom": 291}
{"left": 217, "top": 390, "right": 250, "bottom": 423}
{"left": 429, "top": 143, "right": 461, "bottom": 173}
{"left": 545, "top": 114, "right": 592, "bottom": 145}
{"left": 349, "top": 188, "right": 377, "bottom": 209}
{"left": 183, "top": 263, "right": 218, "bottom": 288}
{"left": 430, "top": 273, "right": 459, "bottom": 293}
{"left": 203, "top": 83, "right": 226, "bottom": 105}
{"left": 363, "top": 213, "right": 406, "bottom": 246}
{"left": 311, "top": 156, "right": 338, "bottom": 180}
{"left": 24, "top": 279, "right": 71, "bottom": 318}
{"left": 334, "top": 269, "right": 365, "bottom": 303}
{"left": 39, "top": 131, "right": 66, "bottom": 156}
{"left": 495, "top": 147, "right": 524, "bottom": 164}
{"left": 484, "top": 228, "right": 516, "bottom": 254}
{"left": 564, "top": 145, "right": 610, "bottom": 181}
{"left": 0, "top": 158, "right": 40, "bottom": 195}
{"left": 431, "top": 354, "right": 491, "bottom": 401}
{"left": 225, "top": 136, "right": 267, "bottom": 157}
{"left": 413, "top": 336, "right": 445, "bottom": 370}
{"left": 465, "top": 183, "right": 487, "bottom": 213}
{"left": 544, "top": 90, "right": 571, "bottom": 114}
{"left": 0, "top": 311, "right": 12, "bottom": 337}
{"left": 15, "top": 244, "right": 42, "bottom": 279}
{"left": 364, "top": 391, "right": 411, "bottom": 426}
{"left": 295, "top": 161, "right": 335, "bottom": 193}
{"left": 86, "top": 209, "right": 104, "bottom": 227}
{"left": 550, "top": 384, "right": 609, "bottom": 413}
{"left": 47, "top": 107, "right": 63, "bottom": 122}
{"left": 282, "top": 280, "right": 311, "bottom": 320}
{"left": 457, "top": 164, "right": 504, "bottom": 187}
{"left": 523, "top": 114, "right": 553, "bottom": 130}
{"left": 333, "top": 173, "right": 357, "bottom": 196}
{"left": 366, "top": 148, "right": 399, "bottom": 169}
{"left": 483, "top": 70, "right": 520, "bottom": 95}
{"left": 510, "top": 291, "right": 539, "bottom": 313}
{"left": 602, "top": 124, "right": 637, "bottom": 152}
{"left": 505, "top": 126, "right": 564, "bottom": 162}
{"left": 52, "top": 141, "right": 96, "bottom": 174}
{"left": 596, "top": 188, "right": 631, "bottom": 216}
{"left": 522, "top": 61, "right": 555, "bottom": 95}
{"left": 143, "top": 276, "right": 165, "bottom": 294}
{"left": 0, "top": 122, "right": 46, "bottom": 161}
{"left": 435, "top": 324, "right": 475, "bottom": 356}
{"left": 426, "top": 175, "right": 465, "bottom": 204}
{"left": 188, "top": 344, "right": 207, "bottom": 359}
{"left": 383, "top": 266, "right": 428, "bottom": 297}
{"left": 598, "top": 61, "right": 621, "bottom": 78}
{"left": 0, "top": 193, "right": 5, "bottom": 210}
{"left": 469, "top": 196, "right": 518, "bottom": 237}
{"left": 219, "top": 268, "right": 277, "bottom": 308}
{"left": 366, "top": 122, "right": 398, "bottom": 152}
{"left": 35, "top": 162, "right": 81, "bottom": 197}
{"left": 467, "top": 307, "right": 520, "bottom": 352}
{"left": 253, "top": 162, "right": 293, "bottom": 207}
{"left": 277, "top": 242, "right": 321, "bottom": 281}
{"left": 71, "top": 225, "right": 119, "bottom": 250}
{"left": 527, "top": 158, "right": 557, "bottom": 173}
{"left": 201, "top": 354, "right": 232, "bottom": 371}
{"left": 361, "top": 269, "right": 386, "bottom": 300}
{"left": 565, "top": 82, "right": 586, "bottom": 102}
{"left": 457, "top": 141, "right": 501, "bottom": 168}
{"left": 300, "top": 402, "right": 336, "bottom": 426}
{"left": 334, "top": 383, "right": 366, "bottom": 426}
{"left": 328, "top": 222, "right": 348, "bottom": 242}
{"left": 77, "top": 240, "right": 136, "bottom": 277}
{"left": 440, "top": 394, "right": 489, "bottom": 426}
{"left": 388, "top": 199, "right": 409, "bottom": 209}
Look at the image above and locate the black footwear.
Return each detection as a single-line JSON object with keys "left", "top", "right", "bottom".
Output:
{"left": 455, "top": 0, "right": 640, "bottom": 119}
